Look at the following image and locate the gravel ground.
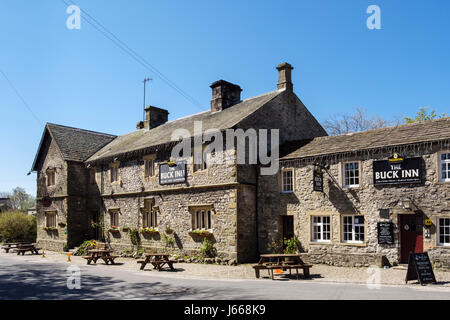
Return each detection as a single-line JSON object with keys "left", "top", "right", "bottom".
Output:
{"left": 3, "top": 250, "right": 450, "bottom": 288}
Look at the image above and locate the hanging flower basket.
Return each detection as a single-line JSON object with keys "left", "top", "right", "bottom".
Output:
{"left": 43, "top": 227, "right": 57, "bottom": 231}
{"left": 109, "top": 226, "right": 120, "bottom": 233}
{"left": 58, "top": 222, "right": 66, "bottom": 227}
{"left": 121, "top": 227, "right": 131, "bottom": 232}
{"left": 165, "top": 227, "right": 174, "bottom": 235}
{"left": 140, "top": 227, "right": 159, "bottom": 235}
{"left": 189, "top": 230, "right": 213, "bottom": 238}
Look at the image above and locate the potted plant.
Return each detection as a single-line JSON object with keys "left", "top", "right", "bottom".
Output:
{"left": 283, "top": 236, "right": 301, "bottom": 262}
{"left": 109, "top": 225, "right": 120, "bottom": 233}
{"left": 140, "top": 227, "right": 159, "bottom": 235}
{"left": 165, "top": 226, "right": 174, "bottom": 235}
{"left": 189, "top": 229, "right": 213, "bottom": 238}
{"left": 121, "top": 227, "right": 131, "bottom": 232}
{"left": 58, "top": 222, "right": 66, "bottom": 227}
{"left": 43, "top": 227, "right": 57, "bottom": 231}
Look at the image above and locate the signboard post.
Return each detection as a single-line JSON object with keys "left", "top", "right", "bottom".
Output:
{"left": 405, "top": 252, "right": 437, "bottom": 285}
{"left": 377, "top": 222, "right": 394, "bottom": 244}
{"left": 373, "top": 157, "right": 422, "bottom": 185}
{"left": 159, "top": 162, "right": 187, "bottom": 185}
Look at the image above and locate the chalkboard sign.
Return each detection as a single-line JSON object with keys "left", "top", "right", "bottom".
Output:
{"left": 313, "top": 170, "right": 323, "bottom": 192}
{"left": 377, "top": 222, "right": 394, "bottom": 244}
{"left": 405, "top": 252, "right": 437, "bottom": 285}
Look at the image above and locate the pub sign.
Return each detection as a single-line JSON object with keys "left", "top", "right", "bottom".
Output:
{"left": 313, "top": 168, "right": 324, "bottom": 192}
{"left": 373, "top": 156, "right": 422, "bottom": 185}
{"left": 159, "top": 161, "right": 187, "bottom": 185}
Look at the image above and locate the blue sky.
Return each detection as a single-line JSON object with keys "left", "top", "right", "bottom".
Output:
{"left": 1, "top": 0, "right": 449, "bottom": 196}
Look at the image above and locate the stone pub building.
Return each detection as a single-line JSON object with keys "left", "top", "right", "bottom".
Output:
{"left": 31, "top": 63, "right": 450, "bottom": 268}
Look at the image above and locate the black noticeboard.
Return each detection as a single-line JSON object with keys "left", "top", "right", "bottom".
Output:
{"left": 313, "top": 170, "right": 323, "bottom": 192}
{"left": 377, "top": 222, "right": 394, "bottom": 244}
{"left": 373, "top": 157, "right": 422, "bottom": 185}
{"left": 405, "top": 252, "right": 437, "bottom": 285}
{"left": 159, "top": 162, "right": 187, "bottom": 185}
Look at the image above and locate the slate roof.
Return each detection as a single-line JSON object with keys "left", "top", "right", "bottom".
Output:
{"left": 87, "top": 90, "right": 282, "bottom": 163}
{"left": 281, "top": 117, "right": 450, "bottom": 160}
{"left": 31, "top": 123, "right": 117, "bottom": 171}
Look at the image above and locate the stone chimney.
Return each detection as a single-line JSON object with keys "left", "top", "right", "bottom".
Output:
{"left": 137, "top": 106, "right": 169, "bottom": 130}
{"left": 276, "top": 62, "right": 293, "bottom": 92}
{"left": 210, "top": 80, "right": 242, "bottom": 112}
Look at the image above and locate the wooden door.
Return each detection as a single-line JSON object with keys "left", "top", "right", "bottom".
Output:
{"left": 399, "top": 213, "right": 423, "bottom": 263}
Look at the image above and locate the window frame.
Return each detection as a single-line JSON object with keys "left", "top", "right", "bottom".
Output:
{"left": 191, "top": 207, "right": 213, "bottom": 231}
{"left": 438, "top": 151, "right": 450, "bottom": 183}
{"left": 281, "top": 168, "right": 294, "bottom": 193}
{"left": 46, "top": 169, "right": 56, "bottom": 187}
{"left": 109, "top": 209, "right": 119, "bottom": 227}
{"left": 109, "top": 162, "right": 120, "bottom": 183}
{"left": 45, "top": 211, "right": 57, "bottom": 228}
{"left": 193, "top": 145, "right": 208, "bottom": 173}
{"left": 342, "top": 161, "right": 360, "bottom": 188}
{"left": 143, "top": 154, "right": 156, "bottom": 178}
{"left": 341, "top": 215, "right": 365, "bottom": 244}
{"left": 311, "top": 215, "right": 331, "bottom": 243}
{"left": 438, "top": 217, "right": 450, "bottom": 246}
{"left": 142, "top": 199, "right": 157, "bottom": 228}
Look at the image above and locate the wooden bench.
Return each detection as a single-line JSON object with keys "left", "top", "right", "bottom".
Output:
{"left": 2, "top": 243, "right": 33, "bottom": 253}
{"left": 138, "top": 254, "right": 176, "bottom": 271}
{"left": 16, "top": 246, "right": 41, "bottom": 255}
{"left": 83, "top": 255, "right": 118, "bottom": 265}
{"left": 252, "top": 264, "right": 273, "bottom": 278}
{"left": 266, "top": 264, "right": 312, "bottom": 280}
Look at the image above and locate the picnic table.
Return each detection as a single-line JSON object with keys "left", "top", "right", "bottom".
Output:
{"left": 137, "top": 254, "right": 176, "bottom": 271}
{"left": 16, "top": 244, "right": 42, "bottom": 255}
{"left": 82, "top": 249, "right": 118, "bottom": 265}
{"left": 252, "top": 254, "right": 312, "bottom": 280}
{"left": 1, "top": 242, "right": 33, "bottom": 253}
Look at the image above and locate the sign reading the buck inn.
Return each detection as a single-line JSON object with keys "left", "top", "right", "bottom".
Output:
{"left": 159, "top": 162, "right": 187, "bottom": 185}
{"left": 373, "top": 156, "right": 422, "bottom": 185}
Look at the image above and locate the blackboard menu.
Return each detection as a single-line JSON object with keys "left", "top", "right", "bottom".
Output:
{"left": 377, "top": 222, "right": 394, "bottom": 244}
{"left": 405, "top": 252, "right": 437, "bottom": 285}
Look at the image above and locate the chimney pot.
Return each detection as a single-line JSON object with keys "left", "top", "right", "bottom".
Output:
{"left": 210, "top": 80, "right": 242, "bottom": 112}
{"left": 276, "top": 62, "right": 294, "bottom": 92}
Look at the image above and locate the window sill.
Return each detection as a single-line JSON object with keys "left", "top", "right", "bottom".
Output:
{"left": 436, "top": 244, "right": 450, "bottom": 248}
{"left": 339, "top": 242, "right": 366, "bottom": 247}
{"left": 281, "top": 191, "right": 294, "bottom": 194}
{"left": 309, "top": 241, "right": 333, "bottom": 245}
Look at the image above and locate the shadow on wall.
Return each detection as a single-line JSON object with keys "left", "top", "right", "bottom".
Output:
{"left": 327, "top": 182, "right": 360, "bottom": 214}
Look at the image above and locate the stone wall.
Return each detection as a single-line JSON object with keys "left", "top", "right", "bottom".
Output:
{"left": 259, "top": 144, "right": 450, "bottom": 267}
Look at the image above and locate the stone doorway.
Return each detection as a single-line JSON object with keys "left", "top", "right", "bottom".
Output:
{"left": 398, "top": 212, "right": 423, "bottom": 263}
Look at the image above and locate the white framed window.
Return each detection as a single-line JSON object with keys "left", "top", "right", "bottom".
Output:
{"left": 45, "top": 211, "right": 57, "bottom": 228}
{"left": 342, "top": 215, "right": 365, "bottom": 243}
{"left": 439, "top": 152, "right": 450, "bottom": 182}
{"left": 281, "top": 169, "right": 294, "bottom": 193}
{"left": 142, "top": 200, "right": 157, "bottom": 228}
{"left": 192, "top": 208, "right": 212, "bottom": 230}
{"left": 438, "top": 218, "right": 450, "bottom": 246}
{"left": 312, "top": 216, "right": 331, "bottom": 242}
{"left": 343, "top": 161, "right": 360, "bottom": 188}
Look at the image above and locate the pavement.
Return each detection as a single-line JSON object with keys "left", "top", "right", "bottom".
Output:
{"left": 0, "top": 251, "right": 449, "bottom": 300}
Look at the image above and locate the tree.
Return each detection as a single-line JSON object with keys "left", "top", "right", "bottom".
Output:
{"left": 322, "top": 107, "right": 390, "bottom": 136}
{"left": 1, "top": 187, "right": 35, "bottom": 212}
{"left": 404, "top": 107, "right": 448, "bottom": 123}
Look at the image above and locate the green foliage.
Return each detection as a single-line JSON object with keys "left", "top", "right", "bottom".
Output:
{"left": 268, "top": 239, "right": 283, "bottom": 254}
{"left": 0, "top": 211, "right": 36, "bottom": 242}
{"left": 283, "top": 237, "right": 301, "bottom": 254}
{"left": 404, "top": 107, "right": 447, "bottom": 123}
{"left": 129, "top": 228, "right": 140, "bottom": 246}
{"left": 75, "top": 240, "right": 98, "bottom": 256}
{"left": 161, "top": 233, "right": 175, "bottom": 247}
{"left": 199, "top": 238, "right": 217, "bottom": 258}
{"left": 0, "top": 187, "right": 35, "bottom": 212}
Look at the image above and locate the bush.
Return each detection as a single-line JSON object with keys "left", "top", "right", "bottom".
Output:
{"left": 200, "top": 238, "right": 217, "bottom": 258}
{"left": 0, "top": 211, "right": 36, "bottom": 243}
{"left": 283, "top": 236, "right": 301, "bottom": 254}
{"left": 74, "top": 240, "right": 98, "bottom": 256}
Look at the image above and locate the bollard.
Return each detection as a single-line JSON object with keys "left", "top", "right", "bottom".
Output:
{"left": 67, "top": 254, "right": 72, "bottom": 262}
{"left": 42, "top": 250, "right": 45, "bottom": 258}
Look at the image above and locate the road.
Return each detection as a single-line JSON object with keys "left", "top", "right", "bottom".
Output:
{"left": 0, "top": 254, "right": 449, "bottom": 300}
